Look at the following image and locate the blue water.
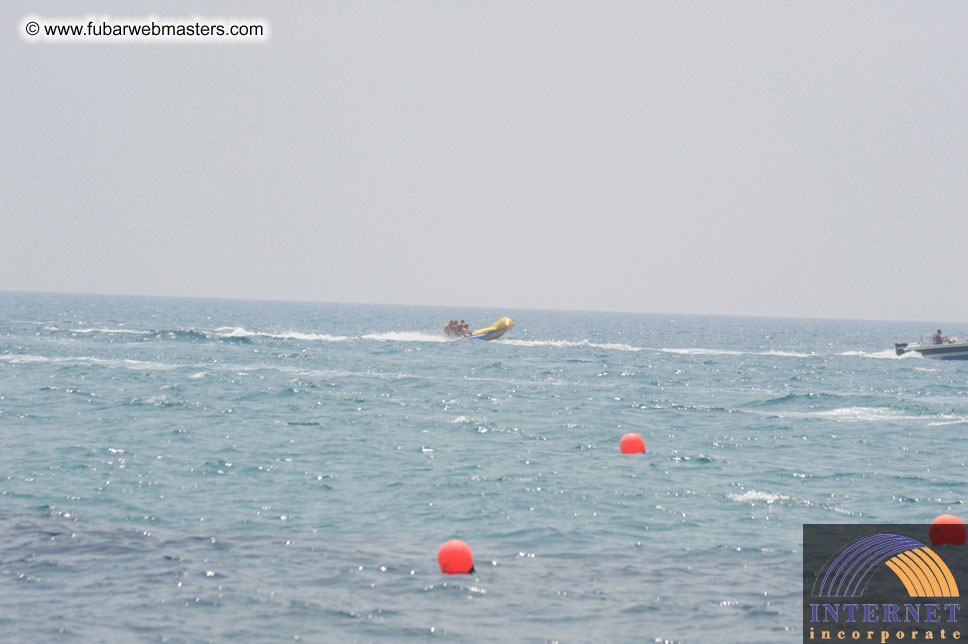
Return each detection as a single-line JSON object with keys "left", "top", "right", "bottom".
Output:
{"left": 2, "top": 292, "right": 967, "bottom": 643}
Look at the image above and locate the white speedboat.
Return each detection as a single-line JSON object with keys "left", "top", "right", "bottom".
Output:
{"left": 895, "top": 338, "right": 968, "bottom": 360}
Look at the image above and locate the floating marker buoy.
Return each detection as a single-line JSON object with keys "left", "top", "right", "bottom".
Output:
{"left": 930, "top": 514, "right": 966, "bottom": 546}
{"left": 437, "top": 539, "right": 474, "bottom": 574}
{"left": 620, "top": 433, "right": 646, "bottom": 454}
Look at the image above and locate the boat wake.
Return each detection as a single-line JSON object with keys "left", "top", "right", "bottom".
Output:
{"left": 726, "top": 489, "right": 857, "bottom": 515}
{"left": 214, "top": 327, "right": 352, "bottom": 342}
{"left": 748, "top": 405, "right": 966, "bottom": 425}
{"left": 839, "top": 349, "right": 918, "bottom": 360}
{"left": 501, "top": 339, "right": 816, "bottom": 358}
{"left": 359, "top": 331, "right": 448, "bottom": 343}
{"left": 501, "top": 338, "right": 643, "bottom": 352}
{"left": 41, "top": 325, "right": 943, "bottom": 360}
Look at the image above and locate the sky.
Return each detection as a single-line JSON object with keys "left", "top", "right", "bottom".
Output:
{"left": 3, "top": 2, "right": 967, "bottom": 322}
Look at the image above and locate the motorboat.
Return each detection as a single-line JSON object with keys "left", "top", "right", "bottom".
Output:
{"left": 444, "top": 317, "right": 514, "bottom": 341}
{"left": 895, "top": 337, "right": 968, "bottom": 360}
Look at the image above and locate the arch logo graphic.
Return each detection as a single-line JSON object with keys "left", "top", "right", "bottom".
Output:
{"left": 814, "top": 533, "right": 959, "bottom": 599}
{"left": 804, "top": 525, "right": 966, "bottom": 644}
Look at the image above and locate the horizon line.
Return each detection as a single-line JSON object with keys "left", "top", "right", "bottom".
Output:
{"left": 1, "top": 287, "right": 965, "bottom": 328}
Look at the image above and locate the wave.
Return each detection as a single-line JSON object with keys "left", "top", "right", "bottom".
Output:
{"left": 69, "top": 327, "right": 152, "bottom": 335}
{"left": 152, "top": 329, "right": 216, "bottom": 342}
{"left": 742, "top": 392, "right": 847, "bottom": 408}
{"left": 67, "top": 326, "right": 356, "bottom": 343}
{"left": 213, "top": 327, "right": 351, "bottom": 342}
{"left": 927, "top": 418, "right": 968, "bottom": 427}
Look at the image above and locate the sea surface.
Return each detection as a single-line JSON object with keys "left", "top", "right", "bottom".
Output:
{"left": 2, "top": 292, "right": 967, "bottom": 643}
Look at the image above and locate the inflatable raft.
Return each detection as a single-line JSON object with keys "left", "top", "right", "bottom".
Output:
{"left": 444, "top": 317, "right": 514, "bottom": 341}
{"left": 466, "top": 317, "right": 513, "bottom": 341}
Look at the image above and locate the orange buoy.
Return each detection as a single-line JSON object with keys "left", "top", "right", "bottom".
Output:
{"left": 929, "top": 514, "right": 966, "bottom": 546}
{"left": 437, "top": 539, "right": 474, "bottom": 574}
{"left": 620, "top": 432, "right": 646, "bottom": 454}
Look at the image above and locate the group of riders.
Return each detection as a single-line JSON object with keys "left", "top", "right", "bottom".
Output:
{"left": 444, "top": 320, "right": 471, "bottom": 337}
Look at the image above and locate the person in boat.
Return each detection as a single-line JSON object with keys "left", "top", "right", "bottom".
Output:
{"left": 459, "top": 320, "right": 468, "bottom": 335}
{"left": 933, "top": 329, "right": 945, "bottom": 344}
{"left": 445, "top": 320, "right": 457, "bottom": 335}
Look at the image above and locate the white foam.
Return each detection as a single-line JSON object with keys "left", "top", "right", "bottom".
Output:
{"left": 0, "top": 354, "right": 50, "bottom": 363}
{"left": 360, "top": 331, "right": 449, "bottom": 343}
{"left": 0, "top": 354, "right": 180, "bottom": 370}
{"left": 754, "top": 350, "right": 816, "bottom": 358}
{"left": 271, "top": 331, "right": 351, "bottom": 342}
{"left": 213, "top": 326, "right": 249, "bottom": 337}
{"left": 839, "top": 349, "right": 915, "bottom": 360}
{"left": 727, "top": 490, "right": 855, "bottom": 515}
{"left": 765, "top": 406, "right": 964, "bottom": 424}
{"left": 812, "top": 407, "right": 916, "bottom": 422}
{"left": 451, "top": 416, "right": 473, "bottom": 424}
{"left": 928, "top": 418, "right": 968, "bottom": 427}
{"left": 658, "top": 347, "right": 744, "bottom": 356}
{"left": 728, "top": 490, "right": 789, "bottom": 504}
{"left": 501, "top": 339, "right": 643, "bottom": 351}
{"left": 70, "top": 327, "right": 151, "bottom": 335}
{"left": 503, "top": 339, "right": 816, "bottom": 358}
{"left": 213, "top": 327, "right": 351, "bottom": 342}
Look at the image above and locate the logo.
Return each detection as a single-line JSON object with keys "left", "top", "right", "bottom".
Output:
{"left": 804, "top": 525, "right": 967, "bottom": 643}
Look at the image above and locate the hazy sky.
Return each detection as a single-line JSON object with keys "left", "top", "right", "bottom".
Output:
{"left": 4, "top": 2, "right": 967, "bottom": 322}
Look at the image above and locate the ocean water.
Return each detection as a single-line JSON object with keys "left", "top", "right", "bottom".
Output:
{"left": 2, "top": 292, "right": 967, "bottom": 643}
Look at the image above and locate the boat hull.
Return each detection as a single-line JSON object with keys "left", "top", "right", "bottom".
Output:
{"left": 467, "top": 317, "right": 514, "bottom": 341}
{"left": 895, "top": 341, "right": 968, "bottom": 360}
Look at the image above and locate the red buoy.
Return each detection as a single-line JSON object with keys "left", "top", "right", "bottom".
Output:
{"left": 930, "top": 514, "right": 966, "bottom": 546}
{"left": 620, "top": 432, "right": 646, "bottom": 454}
{"left": 437, "top": 539, "right": 474, "bottom": 574}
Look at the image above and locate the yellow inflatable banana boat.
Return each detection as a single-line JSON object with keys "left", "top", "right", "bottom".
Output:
{"left": 466, "top": 317, "right": 513, "bottom": 340}
{"left": 444, "top": 317, "right": 513, "bottom": 340}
